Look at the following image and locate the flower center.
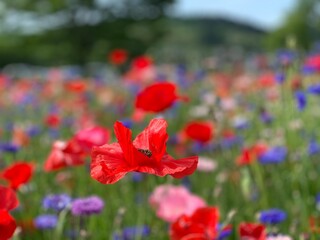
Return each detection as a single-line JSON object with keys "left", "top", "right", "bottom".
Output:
{"left": 138, "top": 148, "right": 152, "bottom": 158}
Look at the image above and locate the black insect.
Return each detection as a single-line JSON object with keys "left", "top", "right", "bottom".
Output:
{"left": 138, "top": 149, "right": 152, "bottom": 158}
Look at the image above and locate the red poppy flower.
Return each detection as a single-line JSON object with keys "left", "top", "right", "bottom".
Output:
{"left": 184, "top": 121, "right": 214, "bottom": 143}
{"left": 132, "top": 56, "right": 152, "bottom": 70}
{"left": 109, "top": 49, "right": 128, "bottom": 65}
{"left": 45, "top": 114, "right": 60, "bottom": 128}
{"left": 44, "top": 140, "right": 85, "bottom": 172}
{"left": 0, "top": 185, "right": 19, "bottom": 211}
{"left": 135, "top": 82, "right": 188, "bottom": 113}
{"left": 1, "top": 162, "right": 34, "bottom": 190}
{"left": 91, "top": 119, "right": 198, "bottom": 184}
{"left": 0, "top": 209, "right": 16, "bottom": 240}
{"left": 170, "top": 207, "right": 219, "bottom": 240}
{"left": 64, "top": 80, "right": 87, "bottom": 93}
{"left": 236, "top": 143, "right": 268, "bottom": 166}
{"left": 73, "top": 126, "right": 110, "bottom": 154}
{"left": 239, "top": 222, "right": 266, "bottom": 240}
{"left": 258, "top": 73, "right": 275, "bottom": 88}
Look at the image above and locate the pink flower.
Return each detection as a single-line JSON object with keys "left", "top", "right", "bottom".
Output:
{"left": 149, "top": 184, "right": 206, "bottom": 223}
{"left": 266, "top": 236, "right": 292, "bottom": 240}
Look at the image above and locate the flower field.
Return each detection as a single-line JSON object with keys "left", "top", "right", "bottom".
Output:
{"left": 1, "top": 51, "right": 320, "bottom": 239}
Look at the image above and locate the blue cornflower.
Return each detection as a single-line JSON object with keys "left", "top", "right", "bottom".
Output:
{"left": 113, "top": 226, "right": 150, "bottom": 240}
{"left": 259, "top": 208, "right": 287, "bottom": 225}
{"left": 308, "top": 140, "right": 320, "bottom": 156}
{"left": 294, "top": 91, "right": 307, "bottom": 111}
{"left": 217, "top": 224, "right": 232, "bottom": 240}
{"left": 308, "top": 84, "right": 320, "bottom": 95}
{"left": 0, "top": 142, "right": 19, "bottom": 153}
{"left": 275, "top": 72, "right": 285, "bottom": 84}
{"left": 42, "top": 194, "right": 72, "bottom": 212}
{"left": 34, "top": 214, "right": 58, "bottom": 229}
{"left": 259, "top": 146, "right": 287, "bottom": 164}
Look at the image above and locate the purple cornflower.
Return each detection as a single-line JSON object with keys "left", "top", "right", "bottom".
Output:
{"left": 259, "top": 209, "right": 287, "bottom": 225}
{"left": 42, "top": 194, "right": 72, "bottom": 212}
{"left": 34, "top": 214, "right": 58, "bottom": 229}
{"left": 71, "top": 196, "right": 104, "bottom": 216}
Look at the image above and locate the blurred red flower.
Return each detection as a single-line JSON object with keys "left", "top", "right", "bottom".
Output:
{"left": 73, "top": 126, "right": 110, "bottom": 154}
{"left": 45, "top": 114, "right": 61, "bottom": 128}
{"left": 109, "top": 49, "right": 128, "bottom": 65}
{"left": 132, "top": 55, "right": 152, "bottom": 69}
{"left": 44, "top": 140, "right": 85, "bottom": 172}
{"left": 236, "top": 143, "right": 268, "bottom": 166}
{"left": 0, "top": 186, "right": 19, "bottom": 211}
{"left": 0, "top": 209, "right": 17, "bottom": 240}
{"left": 184, "top": 121, "right": 214, "bottom": 143}
{"left": 169, "top": 207, "right": 219, "bottom": 240}
{"left": 0, "top": 186, "right": 19, "bottom": 240}
{"left": 239, "top": 222, "right": 266, "bottom": 240}
{"left": 64, "top": 80, "right": 87, "bottom": 93}
{"left": 91, "top": 119, "right": 198, "bottom": 184}
{"left": 1, "top": 162, "right": 34, "bottom": 190}
{"left": 135, "top": 82, "right": 188, "bottom": 113}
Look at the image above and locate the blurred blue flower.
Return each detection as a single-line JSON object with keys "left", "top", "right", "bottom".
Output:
{"left": 217, "top": 224, "right": 232, "bottom": 240}
{"left": 71, "top": 196, "right": 104, "bottom": 216}
{"left": 294, "top": 91, "right": 307, "bottom": 111}
{"left": 308, "top": 84, "right": 320, "bottom": 95}
{"left": 220, "top": 136, "right": 242, "bottom": 149}
{"left": 43, "top": 194, "right": 72, "bottom": 212}
{"left": 113, "top": 225, "right": 150, "bottom": 240}
{"left": 0, "top": 142, "right": 19, "bottom": 153}
{"left": 260, "top": 111, "right": 273, "bottom": 124}
{"left": 120, "top": 119, "right": 133, "bottom": 129}
{"left": 131, "top": 172, "right": 144, "bottom": 182}
{"left": 26, "top": 126, "right": 41, "bottom": 137}
{"left": 34, "top": 214, "right": 58, "bottom": 229}
{"left": 259, "top": 146, "right": 287, "bottom": 164}
{"left": 308, "top": 140, "right": 320, "bottom": 156}
{"left": 275, "top": 72, "right": 285, "bottom": 84}
{"left": 259, "top": 208, "right": 287, "bottom": 224}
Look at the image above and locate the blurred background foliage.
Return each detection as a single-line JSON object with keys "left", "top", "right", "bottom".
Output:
{"left": 0, "top": 0, "right": 319, "bottom": 67}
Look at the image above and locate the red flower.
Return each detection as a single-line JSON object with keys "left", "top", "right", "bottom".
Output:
{"left": 45, "top": 114, "right": 60, "bottom": 128}
{"left": 239, "top": 222, "right": 266, "bottom": 240}
{"left": 44, "top": 140, "right": 85, "bottom": 172}
{"left": 0, "top": 209, "right": 16, "bottom": 240}
{"left": 64, "top": 80, "right": 87, "bottom": 93}
{"left": 109, "top": 49, "right": 128, "bottom": 65}
{"left": 236, "top": 143, "right": 268, "bottom": 166}
{"left": 132, "top": 56, "right": 152, "bottom": 69}
{"left": 91, "top": 119, "right": 198, "bottom": 184}
{"left": 73, "top": 126, "right": 110, "bottom": 154}
{"left": 170, "top": 207, "right": 219, "bottom": 240}
{"left": 1, "top": 162, "right": 34, "bottom": 190}
{"left": 0, "top": 186, "right": 19, "bottom": 211}
{"left": 135, "top": 82, "right": 188, "bottom": 113}
{"left": 0, "top": 186, "right": 18, "bottom": 240}
{"left": 184, "top": 121, "right": 214, "bottom": 143}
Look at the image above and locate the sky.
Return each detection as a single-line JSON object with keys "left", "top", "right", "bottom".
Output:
{"left": 173, "top": 0, "right": 298, "bottom": 30}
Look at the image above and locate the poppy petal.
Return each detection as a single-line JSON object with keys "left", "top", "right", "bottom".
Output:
{"left": 1, "top": 162, "right": 33, "bottom": 190}
{"left": 133, "top": 118, "right": 168, "bottom": 162}
{"left": 114, "top": 121, "right": 135, "bottom": 166}
{"left": 137, "top": 154, "right": 198, "bottom": 178}
{"left": 0, "top": 210, "right": 16, "bottom": 240}
{"left": 91, "top": 143, "right": 133, "bottom": 184}
{"left": 0, "top": 186, "right": 19, "bottom": 211}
